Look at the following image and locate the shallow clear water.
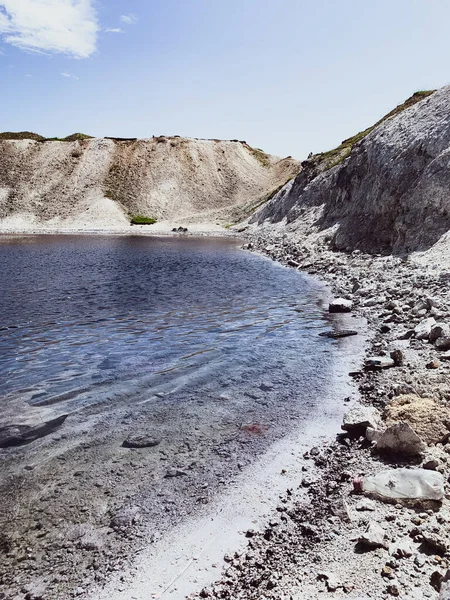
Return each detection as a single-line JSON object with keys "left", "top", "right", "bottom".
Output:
{"left": 0, "top": 235, "right": 334, "bottom": 417}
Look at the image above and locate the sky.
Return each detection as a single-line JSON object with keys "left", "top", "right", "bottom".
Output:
{"left": 0, "top": 0, "right": 449, "bottom": 159}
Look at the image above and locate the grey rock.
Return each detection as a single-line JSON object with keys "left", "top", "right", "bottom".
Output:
{"left": 439, "top": 571, "right": 450, "bottom": 599}
{"left": 420, "top": 530, "right": 447, "bottom": 554}
{"left": 368, "top": 422, "right": 426, "bottom": 456}
{"left": 365, "top": 356, "right": 395, "bottom": 369}
{"left": 390, "top": 349, "right": 404, "bottom": 366}
{"left": 165, "top": 468, "right": 188, "bottom": 478}
{"left": 110, "top": 505, "right": 140, "bottom": 530}
{"left": 317, "top": 571, "right": 341, "bottom": 592}
{"left": 430, "top": 324, "right": 450, "bottom": 343}
{"left": 342, "top": 406, "right": 381, "bottom": 434}
{"left": 358, "top": 521, "right": 387, "bottom": 549}
{"left": 436, "top": 336, "right": 450, "bottom": 351}
{"left": 398, "top": 329, "right": 415, "bottom": 340}
{"left": 328, "top": 298, "right": 352, "bottom": 313}
{"left": 391, "top": 540, "right": 416, "bottom": 558}
{"left": 250, "top": 86, "right": 450, "bottom": 255}
{"left": 422, "top": 457, "right": 440, "bottom": 470}
{"left": 355, "top": 498, "right": 377, "bottom": 511}
{"left": 415, "top": 554, "right": 426, "bottom": 568}
{"left": 415, "top": 317, "right": 436, "bottom": 340}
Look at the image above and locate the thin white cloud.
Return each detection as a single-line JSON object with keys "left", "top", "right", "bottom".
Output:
{"left": 105, "top": 27, "right": 124, "bottom": 33}
{"left": 61, "top": 71, "right": 79, "bottom": 79}
{"left": 25, "top": 73, "right": 31, "bottom": 77}
{"left": 0, "top": 0, "right": 99, "bottom": 58}
{"left": 120, "top": 13, "right": 137, "bottom": 25}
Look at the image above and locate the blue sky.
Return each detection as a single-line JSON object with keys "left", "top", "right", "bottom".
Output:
{"left": 0, "top": 0, "right": 449, "bottom": 158}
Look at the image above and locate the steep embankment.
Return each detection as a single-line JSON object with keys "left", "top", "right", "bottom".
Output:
{"left": 0, "top": 136, "right": 299, "bottom": 231}
{"left": 249, "top": 88, "right": 450, "bottom": 257}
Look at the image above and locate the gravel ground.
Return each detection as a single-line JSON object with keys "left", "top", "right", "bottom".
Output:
{"left": 188, "top": 234, "right": 450, "bottom": 600}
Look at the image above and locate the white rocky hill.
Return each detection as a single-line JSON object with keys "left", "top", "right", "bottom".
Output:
{"left": 0, "top": 135, "right": 299, "bottom": 231}
{"left": 249, "top": 87, "right": 450, "bottom": 260}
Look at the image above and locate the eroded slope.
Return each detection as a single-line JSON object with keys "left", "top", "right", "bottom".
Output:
{"left": 0, "top": 137, "right": 299, "bottom": 230}
{"left": 249, "top": 88, "right": 450, "bottom": 256}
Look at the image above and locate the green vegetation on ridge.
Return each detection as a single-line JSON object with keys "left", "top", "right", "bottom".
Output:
{"left": 312, "top": 90, "right": 435, "bottom": 171}
{"left": 0, "top": 131, "right": 93, "bottom": 142}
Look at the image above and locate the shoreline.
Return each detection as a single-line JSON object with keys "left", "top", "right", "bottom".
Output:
{"left": 2, "top": 227, "right": 449, "bottom": 599}
{"left": 192, "top": 231, "right": 450, "bottom": 599}
{"left": 0, "top": 233, "right": 365, "bottom": 600}
{"left": 0, "top": 223, "right": 236, "bottom": 239}
{"left": 89, "top": 306, "right": 366, "bottom": 600}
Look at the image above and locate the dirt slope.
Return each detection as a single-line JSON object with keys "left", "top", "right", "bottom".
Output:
{"left": 0, "top": 137, "right": 299, "bottom": 230}
{"left": 248, "top": 87, "right": 450, "bottom": 257}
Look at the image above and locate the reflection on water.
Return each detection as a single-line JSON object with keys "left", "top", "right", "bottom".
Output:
{"left": 0, "top": 235, "right": 333, "bottom": 416}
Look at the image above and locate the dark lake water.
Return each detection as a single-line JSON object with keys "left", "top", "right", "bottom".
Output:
{"left": 0, "top": 235, "right": 336, "bottom": 419}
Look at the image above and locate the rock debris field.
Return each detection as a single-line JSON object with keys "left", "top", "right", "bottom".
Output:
{"left": 191, "top": 236, "right": 450, "bottom": 600}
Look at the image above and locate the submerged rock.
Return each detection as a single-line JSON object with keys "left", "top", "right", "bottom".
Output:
{"left": 0, "top": 414, "right": 68, "bottom": 448}
{"left": 319, "top": 329, "right": 358, "bottom": 338}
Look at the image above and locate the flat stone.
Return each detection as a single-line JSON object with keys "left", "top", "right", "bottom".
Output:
{"left": 319, "top": 329, "right": 358, "bottom": 338}
{"left": 365, "top": 356, "right": 395, "bottom": 369}
{"left": 122, "top": 435, "right": 161, "bottom": 448}
{"left": 391, "top": 540, "right": 416, "bottom": 558}
{"left": 0, "top": 414, "right": 68, "bottom": 448}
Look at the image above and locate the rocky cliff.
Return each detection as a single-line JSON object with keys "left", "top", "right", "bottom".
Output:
{"left": 249, "top": 87, "right": 450, "bottom": 256}
{"left": 0, "top": 136, "right": 299, "bottom": 230}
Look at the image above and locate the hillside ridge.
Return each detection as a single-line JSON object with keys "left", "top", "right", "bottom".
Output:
{"left": 0, "top": 136, "right": 299, "bottom": 231}
{"left": 248, "top": 86, "right": 450, "bottom": 260}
